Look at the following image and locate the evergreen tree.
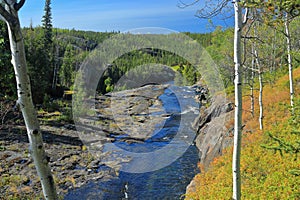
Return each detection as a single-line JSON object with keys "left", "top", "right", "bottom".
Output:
{"left": 42, "top": 0, "right": 53, "bottom": 48}
{"left": 23, "top": 0, "right": 54, "bottom": 104}
{"left": 60, "top": 43, "right": 75, "bottom": 88}
{"left": 24, "top": 28, "right": 51, "bottom": 104}
{"left": 42, "top": 0, "right": 54, "bottom": 91}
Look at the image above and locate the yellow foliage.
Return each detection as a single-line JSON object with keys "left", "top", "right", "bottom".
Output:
{"left": 186, "top": 67, "right": 300, "bottom": 199}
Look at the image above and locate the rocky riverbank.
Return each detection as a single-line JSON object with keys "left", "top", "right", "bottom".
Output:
{"left": 0, "top": 84, "right": 169, "bottom": 199}
{"left": 186, "top": 93, "right": 234, "bottom": 194}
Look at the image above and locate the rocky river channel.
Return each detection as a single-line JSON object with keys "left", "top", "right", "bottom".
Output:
{"left": 0, "top": 82, "right": 233, "bottom": 199}
{"left": 65, "top": 84, "right": 201, "bottom": 199}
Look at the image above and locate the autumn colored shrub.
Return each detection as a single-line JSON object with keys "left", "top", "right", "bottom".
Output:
{"left": 185, "top": 67, "right": 300, "bottom": 199}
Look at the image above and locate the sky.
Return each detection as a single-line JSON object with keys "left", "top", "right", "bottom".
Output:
{"left": 19, "top": 0, "right": 234, "bottom": 33}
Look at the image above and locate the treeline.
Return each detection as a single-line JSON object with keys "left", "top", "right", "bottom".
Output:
{"left": 0, "top": 0, "right": 217, "bottom": 104}
{"left": 0, "top": 21, "right": 215, "bottom": 103}
{"left": 1, "top": 20, "right": 299, "bottom": 104}
{"left": 0, "top": 21, "right": 114, "bottom": 103}
{"left": 1, "top": 8, "right": 299, "bottom": 108}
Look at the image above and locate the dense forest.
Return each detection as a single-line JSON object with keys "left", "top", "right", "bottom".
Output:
{"left": 1, "top": 22, "right": 213, "bottom": 101}
{"left": 0, "top": 0, "right": 299, "bottom": 199}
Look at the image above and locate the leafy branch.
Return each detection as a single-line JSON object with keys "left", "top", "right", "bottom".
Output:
{"left": 262, "top": 131, "right": 300, "bottom": 160}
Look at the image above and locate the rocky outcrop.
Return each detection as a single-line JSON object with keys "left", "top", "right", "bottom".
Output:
{"left": 77, "top": 84, "right": 168, "bottom": 147}
{"left": 193, "top": 94, "right": 234, "bottom": 169}
{"left": 186, "top": 94, "right": 234, "bottom": 194}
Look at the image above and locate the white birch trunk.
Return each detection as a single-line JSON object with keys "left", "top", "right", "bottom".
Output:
{"left": 284, "top": 13, "right": 294, "bottom": 114}
{"left": 253, "top": 23, "right": 263, "bottom": 130}
{"left": 250, "top": 44, "right": 255, "bottom": 118}
{"left": 258, "top": 69, "right": 263, "bottom": 130}
{"left": 0, "top": 1, "right": 57, "bottom": 199}
{"left": 232, "top": 1, "right": 243, "bottom": 199}
{"left": 254, "top": 49, "right": 263, "bottom": 130}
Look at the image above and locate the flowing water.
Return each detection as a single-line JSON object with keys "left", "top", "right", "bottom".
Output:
{"left": 65, "top": 85, "right": 200, "bottom": 200}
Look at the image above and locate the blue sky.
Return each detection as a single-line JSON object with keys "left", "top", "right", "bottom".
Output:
{"left": 19, "top": 0, "right": 234, "bottom": 33}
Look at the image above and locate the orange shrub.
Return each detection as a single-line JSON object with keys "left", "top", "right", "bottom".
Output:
{"left": 185, "top": 67, "right": 300, "bottom": 200}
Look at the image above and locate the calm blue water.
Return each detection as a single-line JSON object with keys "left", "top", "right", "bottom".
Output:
{"left": 65, "top": 85, "right": 200, "bottom": 200}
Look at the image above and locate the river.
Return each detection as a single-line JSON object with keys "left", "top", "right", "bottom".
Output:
{"left": 65, "top": 85, "right": 200, "bottom": 200}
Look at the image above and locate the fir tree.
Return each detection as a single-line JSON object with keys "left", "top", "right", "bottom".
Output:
{"left": 42, "top": 0, "right": 53, "bottom": 47}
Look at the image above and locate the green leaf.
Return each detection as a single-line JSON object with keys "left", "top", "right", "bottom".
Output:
{"left": 289, "top": 169, "right": 300, "bottom": 176}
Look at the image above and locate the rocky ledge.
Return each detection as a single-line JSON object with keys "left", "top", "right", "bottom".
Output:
{"left": 186, "top": 93, "right": 234, "bottom": 194}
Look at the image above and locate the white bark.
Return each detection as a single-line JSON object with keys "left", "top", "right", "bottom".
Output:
{"left": 0, "top": 1, "right": 57, "bottom": 199}
{"left": 232, "top": 1, "right": 243, "bottom": 199}
{"left": 254, "top": 49, "right": 263, "bottom": 130}
{"left": 258, "top": 69, "right": 263, "bottom": 130}
{"left": 250, "top": 45, "right": 255, "bottom": 118}
{"left": 284, "top": 13, "right": 294, "bottom": 114}
{"left": 253, "top": 23, "right": 263, "bottom": 130}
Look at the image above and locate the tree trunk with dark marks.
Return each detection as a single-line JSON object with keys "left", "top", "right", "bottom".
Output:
{"left": 284, "top": 13, "right": 294, "bottom": 114}
{"left": 0, "top": 1, "right": 57, "bottom": 199}
{"left": 232, "top": 1, "right": 245, "bottom": 199}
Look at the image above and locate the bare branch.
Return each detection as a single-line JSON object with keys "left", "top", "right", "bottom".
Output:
{"left": 0, "top": 4, "right": 17, "bottom": 24}
{"left": 179, "top": 0, "right": 231, "bottom": 19}
{"left": 195, "top": 0, "right": 230, "bottom": 19}
{"left": 241, "top": 12, "right": 255, "bottom": 66}
{"left": 267, "top": 23, "right": 289, "bottom": 37}
{"left": 3, "top": 0, "right": 15, "bottom": 14}
{"left": 241, "top": 36, "right": 258, "bottom": 40}
{"left": 4, "top": 0, "right": 15, "bottom": 4}
{"left": 246, "top": 36, "right": 264, "bottom": 43}
{"left": 14, "top": 0, "right": 25, "bottom": 11}
{"left": 242, "top": 65, "right": 259, "bottom": 72}
{"left": 178, "top": 0, "right": 200, "bottom": 9}
{"left": 242, "top": 7, "right": 249, "bottom": 25}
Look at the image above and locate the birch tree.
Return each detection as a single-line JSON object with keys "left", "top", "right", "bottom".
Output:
{"left": 260, "top": 1, "right": 299, "bottom": 113}
{"left": 252, "top": 20, "right": 264, "bottom": 130}
{"left": 180, "top": 0, "right": 248, "bottom": 198}
{"left": 249, "top": 44, "right": 255, "bottom": 117}
{"left": 0, "top": 1, "right": 57, "bottom": 199}
{"left": 253, "top": 46, "right": 263, "bottom": 130}
{"left": 232, "top": 1, "right": 247, "bottom": 199}
{"left": 284, "top": 13, "right": 294, "bottom": 113}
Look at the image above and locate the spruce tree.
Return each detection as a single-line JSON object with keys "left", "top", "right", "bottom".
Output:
{"left": 24, "top": 0, "right": 54, "bottom": 104}
{"left": 40, "top": 0, "right": 53, "bottom": 102}
{"left": 42, "top": 0, "right": 53, "bottom": 48}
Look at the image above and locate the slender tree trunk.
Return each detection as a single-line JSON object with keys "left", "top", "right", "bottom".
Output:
{"left": 0, "top": 2, "right": 57, "bottom": 199}
{"left": 284, "top": 13, "right": 294, "bottom": 114}
{"left": 52, "top": 45, "right": 59, "bottom": 90}
{"left": 250, "top": 44, "right": 255, "bottom": 118}
{"left": 271, "top": 29, "right": 276, "bottom": 74}
{"left": 258, "top": 68, "right": 263, "bottom": 130}
{"left": 232, "top": 1, "right": 243, "bottom": 199}
{"left": 254, "top": 49, "right": 263, "bottom": 130}
{"left": 254, "top": 23, "right": 263, "bottom": 130}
